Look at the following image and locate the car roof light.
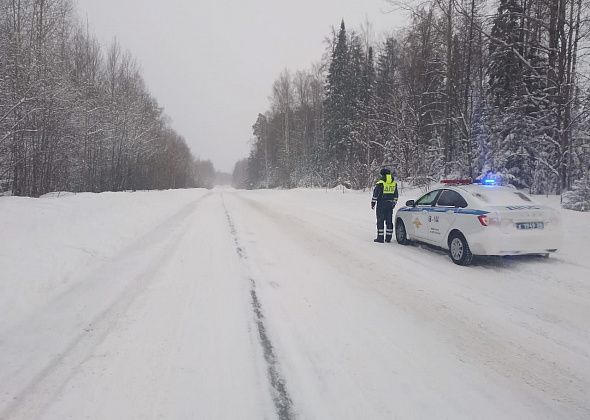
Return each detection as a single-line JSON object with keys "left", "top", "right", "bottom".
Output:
{"left": 477, "top": 172, "right": 503, "bottom": 186}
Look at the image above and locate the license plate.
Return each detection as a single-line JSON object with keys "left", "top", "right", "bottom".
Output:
{"left": 516, "top": 222, "right": 544, "bottom": 230}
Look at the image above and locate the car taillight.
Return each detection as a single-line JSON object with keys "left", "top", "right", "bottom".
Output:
{"left": 478, "top": 215, "right": 489, "bottom": 226}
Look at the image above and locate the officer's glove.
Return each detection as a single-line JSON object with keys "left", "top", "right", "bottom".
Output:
{"left": 371, "top": 202, "right": 376, "bottom": 210}
{"left": 393, "top": 200, "right": 398, "bottom": 207}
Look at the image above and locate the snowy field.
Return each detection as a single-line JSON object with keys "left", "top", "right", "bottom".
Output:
{"left": 0, "top": 187, "right": 589, "bottom": 419}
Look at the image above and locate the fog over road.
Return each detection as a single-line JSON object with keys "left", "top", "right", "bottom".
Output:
{"left": 1, "top": 189, "right": 589, "bottom": 419}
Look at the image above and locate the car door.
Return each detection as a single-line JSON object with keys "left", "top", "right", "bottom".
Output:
{"left": 410, "top": 190, "right": 442, "bottom": 241}
{"left": 429, "top": 189, "right": 469, "bottom": 245}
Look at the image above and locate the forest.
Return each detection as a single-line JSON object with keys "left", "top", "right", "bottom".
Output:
{"left": 234, "top": 0, "right": 590, "bottom": 200}
{"left": 0, "top": 0, "right": 213, "bottom": 197}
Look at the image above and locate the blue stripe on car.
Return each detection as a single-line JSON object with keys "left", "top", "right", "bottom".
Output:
{"left": 398, "top": 207, "right": 489, "bottom": 216}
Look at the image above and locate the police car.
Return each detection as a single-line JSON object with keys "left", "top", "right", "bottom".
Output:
{"left": 394, "top": 180, "right": 562, "bottom": 265}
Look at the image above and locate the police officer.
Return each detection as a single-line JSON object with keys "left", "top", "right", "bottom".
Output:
{"left": 371, "top": 168, "right": 398, "bottom": 243}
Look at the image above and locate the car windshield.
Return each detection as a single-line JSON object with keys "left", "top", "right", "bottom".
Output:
{"left": 471, "top": 188, "right": 535, "bottom": 205}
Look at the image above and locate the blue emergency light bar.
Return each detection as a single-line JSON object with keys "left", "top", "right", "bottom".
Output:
{"left": 477, "top": 172, "right": 503, "bottom": 186}
{"left": 441, "top": 175, "right": 502, "bottom": 186}
{"left": 440, "top": 179, "right": 473, "bottom": 186}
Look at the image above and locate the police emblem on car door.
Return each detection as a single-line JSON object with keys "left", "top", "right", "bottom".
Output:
{"left": 412, "top": 190, "right": 442, "bottom": 240}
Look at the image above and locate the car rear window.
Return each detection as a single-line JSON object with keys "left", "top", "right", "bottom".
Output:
{"left": 437, "top": 190, "right": 468, "bottom": 208}
{"left": 472, "top": 189, "right": 535, "bottom": 205}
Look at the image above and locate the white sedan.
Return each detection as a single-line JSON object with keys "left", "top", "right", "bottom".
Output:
{"left": 394, "top": 183, "right": 562, "bottom": 265}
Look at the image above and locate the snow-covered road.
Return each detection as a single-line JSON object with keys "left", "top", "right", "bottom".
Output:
{"left": 1, "top": 188, "right": 589, "bottom": 419}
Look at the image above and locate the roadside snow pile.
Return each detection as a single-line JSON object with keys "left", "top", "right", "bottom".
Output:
{"left": 331, "top": 184, "right": 350, "bottom": 193}
{"left": 41, "top": 191, "right": 79, "bottom": 198}
{"left": 563, "top": 174, "right": 590, "bottom": 212}
{"left": 0, "top": 189, "right": 207, "bottom": 330}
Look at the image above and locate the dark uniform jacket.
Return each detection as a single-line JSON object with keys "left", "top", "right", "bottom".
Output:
{"left": 372, "top": 174, "right": 399, "bottom": 207}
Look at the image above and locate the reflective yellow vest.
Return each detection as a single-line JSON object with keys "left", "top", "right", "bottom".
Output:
{"left": 377, "top": 174, "right": 397, "bottom": 196}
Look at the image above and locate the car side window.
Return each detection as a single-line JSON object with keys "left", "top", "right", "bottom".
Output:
{"left": 437, "top": 190, "right": 468, "bottom": 208}
{"left": 416, "top": 190, "right": 441, "bottom": 206}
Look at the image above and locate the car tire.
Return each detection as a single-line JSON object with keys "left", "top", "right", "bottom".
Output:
{"left": 448, "top": 231, "right": 473, "bottom": 266}
{"left": 396, "top": 219, "right": 410, "bottom": 245}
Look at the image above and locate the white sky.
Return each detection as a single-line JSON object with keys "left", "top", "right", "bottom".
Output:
{"left": 75, "top": 0, "right": 409, "bottom": 172}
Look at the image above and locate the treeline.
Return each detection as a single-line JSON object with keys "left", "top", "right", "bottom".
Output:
{"left": 235, "top": 0, "right": 590, "bottom": 195}
{"left": 194, "top": 159, "right": 216, "bottom": 189}
{"left": 0, "top": 0, "right": 201, "bottom": 197}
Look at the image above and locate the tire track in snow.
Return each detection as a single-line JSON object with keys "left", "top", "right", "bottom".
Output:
{"left": 222, "top": 195, "right": 294, "bottom": 420}
{"left": 0, "top": 193, "right": 212, "bottom": 420}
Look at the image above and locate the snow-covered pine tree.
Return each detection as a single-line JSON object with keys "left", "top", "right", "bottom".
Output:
{"left": 402, "top": 8, "right": 446, "bottom": 182}
{"left": 346, "top": 33, "right": 367, "bottom": 189}
{"left": 487, "top": 0, "right": 532, "bottom": 189}
{"left": 359, "top": 46, "right": 378, "bottom": 188}
{"left": 324, "top": 20, "right": 351, "bottom": 186}
{"left": 375, "top": 37, "right": 405, "bottom": 177}
{"left": 488, "top": 0, "right": 523, "bottom": 109}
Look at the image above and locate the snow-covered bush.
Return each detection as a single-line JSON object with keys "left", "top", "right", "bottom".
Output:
{"left": 563, "top": 174, "right": 590, "bottom": 212}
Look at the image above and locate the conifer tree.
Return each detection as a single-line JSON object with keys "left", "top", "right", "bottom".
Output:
{"left": 324, "top": 20, "right": 351, "bottom": 184}
{"left": 487, "top": 0, "right": 531, "bottom": 188}
{"left": 488, "top": 0, "right": 524, "bottom": 108}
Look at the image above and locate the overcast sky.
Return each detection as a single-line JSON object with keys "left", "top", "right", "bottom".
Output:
{"left": 75, "top": 0, "right": 408, "bottom": 172}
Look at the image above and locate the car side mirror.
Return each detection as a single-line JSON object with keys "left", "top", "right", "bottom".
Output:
{"left": 406, "top": 200, "right": 416, "bottom": 207}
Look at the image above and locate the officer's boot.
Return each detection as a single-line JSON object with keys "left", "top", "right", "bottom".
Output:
{"left": 374, "top": 229, "right": 385, "bottom": 243}
{"left": 385, "top": 228, "right": 393, "bottom": 243}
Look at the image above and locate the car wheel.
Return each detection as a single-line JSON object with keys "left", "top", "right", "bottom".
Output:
{"left": 396, "top": 219, "right": 409, "bottom": 245}
{"left": 448, "top": 231, "right": 473, "bottom": 266}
